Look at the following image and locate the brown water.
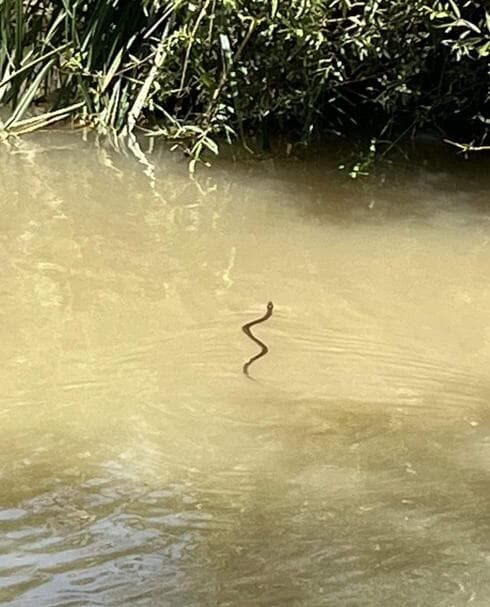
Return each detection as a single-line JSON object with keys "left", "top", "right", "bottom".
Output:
{"left": 0, "top": 133, "right": 489, "bottom": 606}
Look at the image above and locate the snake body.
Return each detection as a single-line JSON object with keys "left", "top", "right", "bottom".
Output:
{"left": 242, "top": 301, "right": 274, "bottom": 377}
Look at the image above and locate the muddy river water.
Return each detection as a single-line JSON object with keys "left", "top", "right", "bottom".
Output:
{"left": 0, "top": 134, "right": 489, "bottom": 606}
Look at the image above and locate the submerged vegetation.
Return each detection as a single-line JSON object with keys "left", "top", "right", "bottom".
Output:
{"left": 0, "top": 0, "right": 488, "bottom": 164}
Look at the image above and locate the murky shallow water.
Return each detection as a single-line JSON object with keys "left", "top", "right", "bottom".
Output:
{"left": 0, "top": 133, "right": 489, "bottom": 606}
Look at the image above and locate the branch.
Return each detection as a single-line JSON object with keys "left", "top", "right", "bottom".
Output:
{"left": 444, "top": 138, "right": 490, "bottom": 152}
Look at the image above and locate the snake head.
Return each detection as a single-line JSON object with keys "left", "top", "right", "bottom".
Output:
{"left": 267, "top": 301, "right": 274, "bottom": 311}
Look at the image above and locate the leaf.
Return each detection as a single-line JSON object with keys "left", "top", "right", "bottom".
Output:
{"left": 271, "top": 0, "right": 278, "bottom": 19}
{"left": 101, "top": 47, "right": 124, "bottom": 93}
{"left": 448, "top": 0, "right": 461, "bottom": 19}
{"left": 0, "top": 44, "right": 70, "bottom": 90}
{"left": 202, "top": 135, "right": 218, "bottom": 155}
{"left": 4, "top": 58, "right": 56, "bottom": 129}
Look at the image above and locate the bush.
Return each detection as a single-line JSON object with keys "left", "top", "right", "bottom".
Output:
{"left": 0, "top": 0, "right": 488, "bottom": 160}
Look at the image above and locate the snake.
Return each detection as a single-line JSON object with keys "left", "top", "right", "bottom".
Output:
{"left": 242, "top": 301, "right": 274, "bottom": 377}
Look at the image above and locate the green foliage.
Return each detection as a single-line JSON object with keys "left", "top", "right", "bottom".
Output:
{"left": 0, "top": 0, "right": 488, "bottom": 160}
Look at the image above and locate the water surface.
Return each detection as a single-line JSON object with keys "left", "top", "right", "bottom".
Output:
{"left": 0, "top": 134, "right": 489, "bottom": 606}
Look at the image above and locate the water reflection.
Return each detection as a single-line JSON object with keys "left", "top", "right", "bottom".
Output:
{"left": 0, "top": 133, "right": 489, "bottom": 606}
